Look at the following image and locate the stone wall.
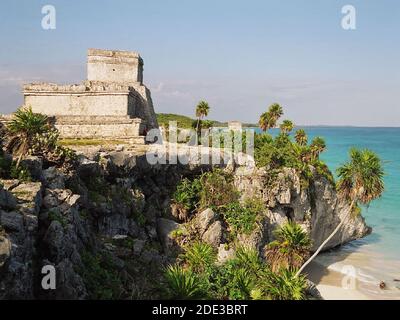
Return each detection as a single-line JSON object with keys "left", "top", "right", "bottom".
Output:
{"left": 51, "top": 116, "right": 145, "bottom": 142}
{"left": 19, "top": 48, "right": 159, "bottom": 139}
{"left": 24, "top": 91, "right": 130, "bottom": 116}
{"left": 87, "top": 49, "right": 143, "bottom": 84}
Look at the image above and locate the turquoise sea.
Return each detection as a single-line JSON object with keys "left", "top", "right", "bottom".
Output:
{"left": 258, "top": 127, "right": 400, "bottom": 297}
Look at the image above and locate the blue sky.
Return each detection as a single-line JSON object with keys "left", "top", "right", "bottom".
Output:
{"left": 0, "top": 0, "right": 399, "bottom": 126}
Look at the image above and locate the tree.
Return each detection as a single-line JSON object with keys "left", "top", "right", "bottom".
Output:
{"left": 294, "top": 129, "right": 308, "bottom": 146}
{"left": 5, "top": 106, "right": 50, "bottom": 166}
{"left": 280, "top": 120, "right": 294, "bottom": 135}
{"left": 195, "top": 101, "right": 210, "bottom": 133}
{"left": 259, "top": 103, "right": 283, "bottom": 132}
{"left": 296, "top": 148, "right": 384, "bottom": 277}
{"left": 265, "top": 221, "right": 311, "bottom": 273}
{"left": 310, "top": 136, "right": 326, "bottom": 159}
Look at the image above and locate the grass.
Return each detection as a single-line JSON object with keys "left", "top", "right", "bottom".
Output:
{"left": 59, "top": 139, "right": 126, "bottom": 146}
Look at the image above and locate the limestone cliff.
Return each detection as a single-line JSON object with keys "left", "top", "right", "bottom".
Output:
{"left": 0, "top": 149, "right": 370, "bottom": 299}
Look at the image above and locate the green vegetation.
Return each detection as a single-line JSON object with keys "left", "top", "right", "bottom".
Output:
{"left": 172, "top": 177, "right": 202, "bottom": 213}
{"left": 157, "top": 113, "right": 197, "bottom": 129}
{"left": 265, "top": 222, "right": 311, "bottom": 272}
{"left": 195, "top": 100, "right": 210, "bottom": 133}
{"left": 255, "top": 104, "right": 333, "bottom": 188}
{"left": 259, "top": 103, "right": 283, "bottom": 131}
{"left": 198, "top": 169, "right": 239, "bottom": 210}
{"left": 222, "top": 198, "right": 265, "bottom": 236}
{"left": 280, "top": 119, "right": 294, "bottom": 135}
{"left": 3, "top": 106, "right": 76, "bottom": 168}
{"left": 182, "top": 242, "right": 216, "bottom": 273}
{"left": 48, "top": 209, "right": 67, "bottom": 228}
{"left": 165, "top": 244, "right": 308, "bottom": 300}
{"left": 265, "top": 268, "right": 307, "bottom": 300}
{"left": 164, "top": 265, "right": 207, "bottom": 299}
{"left": 0, "top": 154, "right": 32, "bottom": 182}
{"left": 5, "top": 106, "right": 49, "bottom": 166}
{"left": 296, "top": 147, "right": 385, "bottom": 277}
{"left": 294, "top": 129, "right": 308, "bottom": 146}
{"left": 79, "top": 250, "right": 123, "bottom": 300}
{"left": 254, "top": 131, "right": 334, "bottom": 188}
{"left": 172, "top": 169, "right": 239, "bottom": 220}
{"left": 310, "top": 136, "right": 326, "bottom": 160}
{"left": 337, "top": 148, "right": 385, "bottom": 206}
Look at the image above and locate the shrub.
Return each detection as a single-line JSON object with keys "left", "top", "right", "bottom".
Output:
{"left": 198, "top": 169, "right": 239, "bottom": 210}
{"left": 4, "top": 106, "right": 76, "bottom": 167}
{"left": 264, "top": 221, "right": 311, "bottom": 272}
{"left": 10, "top": 161, "right": 31, "bottom": 182}
{"left": 207, "top": 246, "right": 264, "bottom": 300}
{"left": 0, "top": 155, "right": 31, "bottom": 182}
{"left": 222, "top": 199, "right": 265, "bottom": 236}
{"left": 30, "top": 128, "right": 77, "bottom": 166}
{"left": 172, "top": 177, "right": 201, "bottom": 212}
{"left": 254, "top": 131, "right": 334, "bottom": 189}
{"left": 164, "top": 265, "right": 206, "bottom": 299}
{"left": 5, "top": 106, "right": 50, "bottom": 164}
{"left": 263, "top": 268, "right": 307, "bottom": 300}
{"left": 182, "top": 242, "right": 216, "bottom": 273}
{"left": 79, "top": 251, "right": 123, "bottom": 300}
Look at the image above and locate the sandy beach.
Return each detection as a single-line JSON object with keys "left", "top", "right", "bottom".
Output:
{"left": 305, "top": 250, "right": 400, "bottom": 300}
{"left": 306, "top": 261, "right": 370, "bottom": 300}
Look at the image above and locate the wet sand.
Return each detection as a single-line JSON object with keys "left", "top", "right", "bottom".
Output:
{"left": 306, "top": 260, "right": 370, "bottom": 300}
{"left": 305, "top": 250, "right": 400, "bottom": 300}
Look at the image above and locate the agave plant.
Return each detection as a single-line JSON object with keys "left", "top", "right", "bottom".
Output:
{"left": 264, "top": 268, "right": 307, "bottom": 300}
{"left": 164, "top": 265, "right": 205, "bottom": 299}
{"left": 5, "top": 106, "right": 50, "bottom": 166}
{"left": 182, "top": 242, "right": 216, "bottom": 273}
{"left": 265, "top": 221, "right": 311, "bottom": 272}
{"left": 232, "top": 246, "right": 262, "bottom": 273}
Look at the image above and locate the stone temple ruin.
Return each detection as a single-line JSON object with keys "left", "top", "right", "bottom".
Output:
{"left": 21, "top": 49, "right": 158, "bottom": 144}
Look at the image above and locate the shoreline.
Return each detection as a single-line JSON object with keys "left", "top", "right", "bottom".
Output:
{"left": 305, "top": 248, "right": 400, "bottom": 300}
{"left": 305, "top": 261, "right": 370, "bottom": 300}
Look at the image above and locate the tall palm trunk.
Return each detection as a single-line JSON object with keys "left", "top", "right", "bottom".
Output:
{"left": 196, "top": 116, "right": 201, "bottom": 132}
{"left": 295, "top": 199, "right": 356, "bottom": 277}
{"left": 196, "top": 116, "right": 203, "bottom": 145}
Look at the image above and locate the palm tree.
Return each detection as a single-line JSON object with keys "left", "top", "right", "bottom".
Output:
{"left": 5, "top": 106, "right": 50, "bottom": 166}
{"left": 280, "top": 120, "right": 294, "bottom": 135}
{"left": 195, "top": 101, "right": 210, "bottom": 132}
{"left": 294, "top": 129, "right": 308, "bottom": 146}
{"left": 258, "top": 112, "right": 269, "bottom": 131}
{"left": 268, "top": 103, "right": 283, "bottom": 126}
{"left": 265, "top": 221, "right": 311, "bottom": 273}
{"left": 310, "top": 136, "right": 326, "bottom": 159}
{"left": 296, "top": 148, "right": 384, "bottom": 277}
{"left": 259, "top": 103, "right": 283, "bottom": 132}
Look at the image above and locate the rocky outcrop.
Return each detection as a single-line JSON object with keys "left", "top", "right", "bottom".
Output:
{"left": 0, "top": 148, "right": 370, "bottom": 299}
{"left": 234, "top": 166, "right": 370, "bottom": 251}
{"left": 0, "top": 182, "right": 40, "bottom": 299}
